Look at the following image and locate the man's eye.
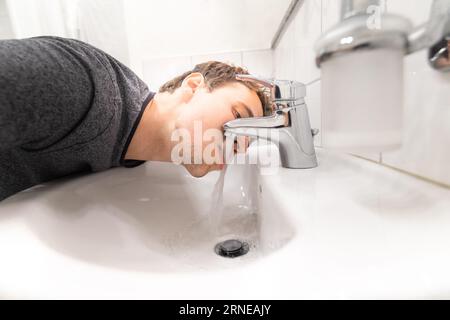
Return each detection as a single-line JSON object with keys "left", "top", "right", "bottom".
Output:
{"left": 233, "top": 110, "right": 242, "bottom": 119}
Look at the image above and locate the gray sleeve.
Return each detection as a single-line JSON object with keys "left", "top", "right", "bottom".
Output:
{"left": 0, "top": 38, "right": 93, "bottom": 150}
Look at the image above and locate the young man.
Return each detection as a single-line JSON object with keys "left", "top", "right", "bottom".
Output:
{"left": 0, "top": 36, "right": 270, "bottom": 201}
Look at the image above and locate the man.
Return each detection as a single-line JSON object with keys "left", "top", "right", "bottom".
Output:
{"left": 0, "top": 36, "right": 270, "bottom": 201}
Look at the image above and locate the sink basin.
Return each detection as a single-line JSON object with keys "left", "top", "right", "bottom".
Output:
{"left": 0, "top": 160, "right": 293, "bottom": 275}
{"left": 1, "top": 148, "right": 449, "bottom": 299}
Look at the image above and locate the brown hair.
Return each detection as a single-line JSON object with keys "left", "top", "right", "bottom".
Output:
{"left": 159, "top": 61, "right": 272, "bottom": 116}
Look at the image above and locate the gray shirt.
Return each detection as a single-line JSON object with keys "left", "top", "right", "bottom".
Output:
{"left": 0, "top": 36, "right": 153, "bottom": 201}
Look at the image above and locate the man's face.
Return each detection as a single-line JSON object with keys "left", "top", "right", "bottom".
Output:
{"left": 173, "top": 76, "right": 263, "bottom": 177}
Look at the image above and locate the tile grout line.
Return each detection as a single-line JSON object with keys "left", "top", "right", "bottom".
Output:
{"left": 351, "top": 153, "right": 450, "bottom": 189}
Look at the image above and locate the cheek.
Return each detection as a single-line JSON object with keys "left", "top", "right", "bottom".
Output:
{"left": 177, "top": 94, "right": 232, "bottom": 132}
{"left": 198, "top": 97, "right": 231, "bottom": 130}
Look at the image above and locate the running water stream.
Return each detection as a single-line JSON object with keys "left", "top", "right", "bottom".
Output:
{"left": 208, "top": 165, "right": 228, "bottom": 235}
{"left": 208, "top": 134, "right": 256, "bottom": 237}
{"left": 208, "top": 134, "right": 235, "bottom": 235}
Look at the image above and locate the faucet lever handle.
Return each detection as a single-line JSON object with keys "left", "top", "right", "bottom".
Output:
{"left": 235, "top": 74, "right": 276, "bottom": 89}
{"left": 236, "top": 74, "right": 307, "bottom": 111}
{"left": 236, "top": 74, "right": 279, "bottom": 111}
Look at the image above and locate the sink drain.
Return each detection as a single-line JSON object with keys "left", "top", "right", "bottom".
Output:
{"left": 215, "top": 239, "right": 249, "bottom": 258}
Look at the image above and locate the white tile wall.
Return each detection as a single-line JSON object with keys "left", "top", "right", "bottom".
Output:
{"left": 191, "top": 52, "right": 243, "bottom": 68}
{"left": 274, "top": 18, "right": 296, "bottom": 80}
{"left": 142, "top": 56, "right": 193, "bottom": 92}
{"left": 273, "top": 0, "right": 450, "bottom": 186}
{"left": 294, "top": 0, "right": 322, "bottom": 45}
{"left": 387, "top": 0, "right": 432, "bottom": 24}
{"left": 0, "top": 0, "right": 14, "bottom": 39}
{"left": 124, "top": 0, "right": 291, "bottom": 66}
{"left": 322, "top": 0, "right": 340, "bottom": 31}
{"left": 242, "top": 50, "right": 274, "bottom": 78}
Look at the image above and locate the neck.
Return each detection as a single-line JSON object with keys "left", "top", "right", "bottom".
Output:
{"left": 124, "top": 92, "right": 175, "bottom": 162}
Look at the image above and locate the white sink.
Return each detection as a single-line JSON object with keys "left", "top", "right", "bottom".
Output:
{"left": 0, "top": 148, "right": 449, "bottom": 299}
{"left": 0, "top": 160, "right": 293, "bottom": 272}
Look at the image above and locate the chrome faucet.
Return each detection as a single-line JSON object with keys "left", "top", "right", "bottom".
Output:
{"left": 223, "top": 75, "right": 318, "bottom": 169}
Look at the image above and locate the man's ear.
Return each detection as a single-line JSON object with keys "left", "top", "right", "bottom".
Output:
{"left": 181, "top": 72, "right": 205, "bottom": 93}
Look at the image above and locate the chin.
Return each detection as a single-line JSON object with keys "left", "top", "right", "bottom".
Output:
{"left": 183, "top": 164, "right": 211, "bottom": 178}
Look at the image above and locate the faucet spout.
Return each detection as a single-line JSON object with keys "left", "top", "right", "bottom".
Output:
{"left": 224, "top": 111, "right": 288, "bottom": 131}
{"left": 224, "top": 110, "right": 289, "bottom": 147}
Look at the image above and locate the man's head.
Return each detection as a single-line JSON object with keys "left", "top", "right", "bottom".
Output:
{"left": 159, "top": 61, "right": 271, "bottom": 177}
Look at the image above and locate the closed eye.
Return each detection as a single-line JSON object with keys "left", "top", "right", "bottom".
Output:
{"left": 232, "top": 102, "right": 254, "bottom": 119}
